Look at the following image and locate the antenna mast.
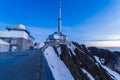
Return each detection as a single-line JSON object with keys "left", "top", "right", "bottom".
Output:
{"left": 58, "top": 0, "right": 62, "bottom": 34}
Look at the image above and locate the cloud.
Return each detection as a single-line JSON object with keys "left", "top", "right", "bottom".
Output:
{"left": 60, "top": 1, "right": 120, "bottom": 47}
{"left": 85, "top": 41, "right": 120, "bottom": 47}
{"left": 64, "top": 0, "right": 120, "bottom": 42}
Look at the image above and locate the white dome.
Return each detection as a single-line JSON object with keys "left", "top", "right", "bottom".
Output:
{"left": 15, "top": 24, "right": 26, "bottom": 30}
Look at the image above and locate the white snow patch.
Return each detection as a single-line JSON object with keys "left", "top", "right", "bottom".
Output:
{"left": 94, "top": 56, "right": 120, "bottom": 80}
{"left": 81, "top": 68, "right": 95, "bottom": 80}
{"left": 44, "top": 46, "right": 74, "bottom": 80}
{"left": 0, "top": 39, "right": 9, "bottom": 45}
{"left": 57, "top": 47, "right": 62, "bottom": 55}
{"left": 38, "top": 42, "right": 45, "bottom": 48}
{"left": 74, "top": 45, "right": 86, "bottom": 54}
{"left": 68, "top": 44, "right": 76, "bottom": 55}
{"left": 79, "top": 61, "right": 82, "bottom": 65}
{"left": 87, "top": 49, "right": 91, "bottom": 53}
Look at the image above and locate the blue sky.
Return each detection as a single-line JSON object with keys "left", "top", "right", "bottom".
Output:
{"left": 0, "top": 0, "right": 120, "bottom": 47}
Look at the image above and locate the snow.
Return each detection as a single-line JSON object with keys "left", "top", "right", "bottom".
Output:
{"left": 44, "top": 46, "right": 74, "bottom": 80}
{"left": 74, "top": 44, "right": 86, "bottom": 54}
{"left": 81, "top": 68, "right": 95, "bottom": 80}
{"left": 68, "top": 43, "right": 76, "bottom": 55}
{"left": 38, "top": 43, "right": 45, "bottom": 48}
{"left": 94, "top": 56, "right": 120, "bottom": 80}
{"left": 0, "top": 39, "right": 9, "bottom": 45}
{"left": 57, "top": 47, "right": 62, "bottom": 55}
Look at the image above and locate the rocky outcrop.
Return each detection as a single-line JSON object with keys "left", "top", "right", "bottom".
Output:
{"left": 52, "top": 41, "right": 116, "bottom": 80}
{"left": 88, "top": 47, "right": 120, "bottom": 74}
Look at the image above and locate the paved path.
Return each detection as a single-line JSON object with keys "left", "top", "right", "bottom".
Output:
{"left": 0, "top": 50, "right": 54, "bottom": 80}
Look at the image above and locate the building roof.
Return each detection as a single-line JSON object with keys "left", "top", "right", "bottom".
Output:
{"left": 15, "top": 24, "right": 26, "bottom": 30}
{"left": 6, "top": 24, "right": 31, "bottom": 34}
{"left": 0, "top": 39, "right": 10, "bottom": 45}
{"left": 6, "top": 27, "right": 30, "bottom": 34}
{"left": 0, "top": 30, "right": 28, "bottom": 39}
{"left": 0, "top": 24, "right": 34, "bottom": 40}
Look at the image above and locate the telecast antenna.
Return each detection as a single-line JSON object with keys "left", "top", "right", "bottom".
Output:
{"left": 58, "top": 0, "right": 62, "bottom": 33}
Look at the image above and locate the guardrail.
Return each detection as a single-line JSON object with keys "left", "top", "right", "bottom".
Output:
{"left": 39, "top": 49, "right": 55, "bottom": 80}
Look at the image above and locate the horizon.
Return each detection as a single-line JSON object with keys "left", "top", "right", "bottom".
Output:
{"left": 0, "top": 0, "right": 120, "bottom": 48}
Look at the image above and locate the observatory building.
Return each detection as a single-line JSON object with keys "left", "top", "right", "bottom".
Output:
{"left": 0, "top": 24, "right": 34, "bottom": 51}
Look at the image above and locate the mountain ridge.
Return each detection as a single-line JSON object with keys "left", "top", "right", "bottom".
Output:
{"left": 42, "top": 40, "right": 120, "bottom": 80}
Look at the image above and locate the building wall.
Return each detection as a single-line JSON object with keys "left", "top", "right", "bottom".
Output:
{"left": 0, "top": 29, "right": 34, "bottom": 52}
{"left": 18, "top": 38, "right": 34, "bottom": 51}
{"left": 0, "top": 38, "right": 34, "bottom": 51}
{"left": 0, "top": 31, "right": 28, "bottom": 39}
{"left": 48, "top": 34, "right": 61, "bottom": 40}
{"left": 0, "top": 44, "right": 9, "bottom": 52}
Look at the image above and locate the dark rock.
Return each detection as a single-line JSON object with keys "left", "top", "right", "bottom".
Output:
{"left": 88, "top": 46, "right": 120, "bottom": 74}
{"left": 52, "top": 41, "right": 116, "bottom": 80}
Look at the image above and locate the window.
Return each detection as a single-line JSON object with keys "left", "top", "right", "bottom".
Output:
{"left": 11, "top": 39, "right": 17, "bottom": 44}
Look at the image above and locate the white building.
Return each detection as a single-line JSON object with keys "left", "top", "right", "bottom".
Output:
{"left": 0, "top": 39, "right": 10, "bottom": 52}
{"left": 48, "top": 32, "right": 66, "bottom": 40}
{"left": 0, "top": 24, "right": 34, "bottom": 51}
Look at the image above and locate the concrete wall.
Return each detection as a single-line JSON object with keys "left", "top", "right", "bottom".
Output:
{"left": 0, "top": 38, "right": 34, "bottom": 51}
{"left": 0, "top": 31, "right": 28, "bottom": 39}
{"left": 0, "top": 44, "right": 9, "bottom": 52}
{"left": 19, "top": 38, "right": 34, "bottom": 51}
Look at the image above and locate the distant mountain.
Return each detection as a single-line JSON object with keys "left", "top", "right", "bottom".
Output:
{"left": 99, "top": 47, "right": 120, "bottom": 52}
{"left": 42, "top": 40, "right": 120, "bottom": 80}
{"left": 88, "top": 46, "right": 120, "bottom": 74}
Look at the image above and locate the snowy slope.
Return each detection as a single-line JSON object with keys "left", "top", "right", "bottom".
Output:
{"left": 42, "top": 41, "right": 120, "bottom": 80}
{"left": 94, "top": 56, "right": 120, "bottom": 80}
{"left": 44, "top": 46, "right": 74, "bottom": 80}
{"left": 81, "top": 68, "right": 95, "bottom": 80}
